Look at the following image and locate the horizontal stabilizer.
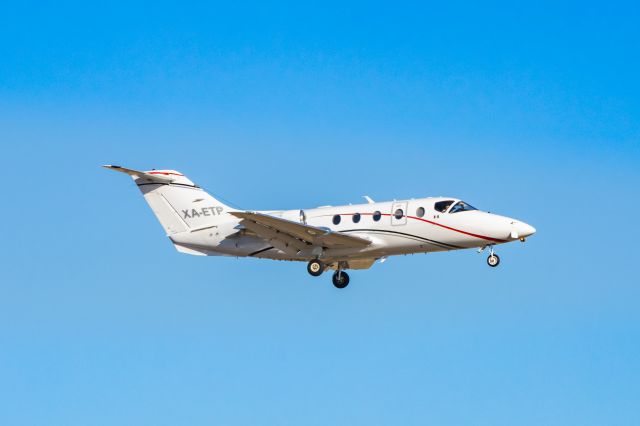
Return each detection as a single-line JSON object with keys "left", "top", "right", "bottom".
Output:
{"left": 103, "top": 165, "right": 176, "bottom": 183}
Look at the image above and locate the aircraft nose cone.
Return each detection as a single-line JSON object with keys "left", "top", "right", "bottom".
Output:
{"left": 517, "top": 222, "right": 536, "bottom": 238}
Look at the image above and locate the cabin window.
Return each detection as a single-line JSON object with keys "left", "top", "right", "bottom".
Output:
{"left": 352, "top": 213, "right": 361, "bottom": 223}
{"left": 434, "top": 200, "right": 455, "bottom": 213}
{"left": 416, "top": 207, "right": 425, "bottom": 218}
{"left": 333, "top": 215, "right": 341, "bottom": 225}
{"left": 372, "top": 211, "right": 382, "bottom": 221}
{"left": 449, "top": 201, "right": 478, "bottom": 214}
{"left": 394, "top": 209, "right": 404, "bottom": 220}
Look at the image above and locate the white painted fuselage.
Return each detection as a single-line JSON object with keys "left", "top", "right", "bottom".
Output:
{"left": 105, "top": 165, "right": 536, "bottom": 283}
{"left": 171, "top": 198, "right": 535, "bottom": 266}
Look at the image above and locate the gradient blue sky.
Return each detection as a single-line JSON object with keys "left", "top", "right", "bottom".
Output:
{"left": 1, "top": 1, "right": 639, "bottom": 425}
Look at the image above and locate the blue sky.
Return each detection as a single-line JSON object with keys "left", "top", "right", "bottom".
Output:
{"left": 1, "top": 1, "right": 639, "bottom": 425}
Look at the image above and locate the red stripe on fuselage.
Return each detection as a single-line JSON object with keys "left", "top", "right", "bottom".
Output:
{"left": 327, "top": 212, "right": 507, "bottom": 243}
{"left": 407, "top": 216, "right": 507, "bottom": 243}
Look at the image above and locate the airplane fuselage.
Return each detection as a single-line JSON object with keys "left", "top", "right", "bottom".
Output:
{"left": 169, "top": 197, "right": 536, "bottom": 268}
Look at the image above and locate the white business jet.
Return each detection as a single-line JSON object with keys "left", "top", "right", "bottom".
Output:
{"left": 105, "top": 165, "right": 536, "bottom": 288}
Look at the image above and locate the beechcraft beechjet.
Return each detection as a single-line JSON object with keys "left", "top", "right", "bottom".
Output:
{"left": 104, "top": 165, "right": 536, "bottom": 288}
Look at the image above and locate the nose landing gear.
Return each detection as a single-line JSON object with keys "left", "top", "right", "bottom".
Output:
{"left": 485, "top": 246, "right": 500, "bottom": 267}
{"left": 479, "top": 245, "right": 500, "bottom": 267}
{"left": 487, "top": 253, "right": 500, "bottom": 267}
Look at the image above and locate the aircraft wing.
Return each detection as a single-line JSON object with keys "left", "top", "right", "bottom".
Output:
{"left": 230, "top": 211, "right": 371, "bottom": 249}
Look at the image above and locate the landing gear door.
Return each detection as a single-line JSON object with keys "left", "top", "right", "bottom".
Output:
{"left": 391, "top": 201, "right": 408, "bottom": 226}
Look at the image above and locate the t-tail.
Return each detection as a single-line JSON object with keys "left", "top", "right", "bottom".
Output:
{"left": 103, "top": 165, "right": 236, "bottom": 254}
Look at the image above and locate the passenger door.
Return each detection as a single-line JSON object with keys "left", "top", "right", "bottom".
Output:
{"left": 391, "top": 201, "right": 408, "bottom": 226}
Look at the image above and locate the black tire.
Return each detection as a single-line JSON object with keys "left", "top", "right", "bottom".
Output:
{"left": 332, "top": 271, "right": 350, "bottom": 289}
{"left": 487, "top": 254, "right": 500, "bottom": 267}
{"left": 307, "top": 260, "right": 324, "bottom": 277}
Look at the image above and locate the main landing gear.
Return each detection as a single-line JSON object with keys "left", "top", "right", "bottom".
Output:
{"left": 307, "top": 259, "right": 350, "bottom": 289}
{"left": 332, "top": 270, "right": 350, "bottom": 289}
{"left": 307, "top": 259, "right": 324, "bottom": 277}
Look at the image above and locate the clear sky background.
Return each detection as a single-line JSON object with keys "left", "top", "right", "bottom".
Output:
{"left": 1, "top": 1, "right": 639, "bottom": 425}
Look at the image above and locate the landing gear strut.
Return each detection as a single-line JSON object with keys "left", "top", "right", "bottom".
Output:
{"left": 307, "top": 259, "right": 324, "bottom": 276}
{"left": 486, "top": 246, "right": 500, "bottom": 267}
{"left": 332, "top": 270, "right": 350, "bottom": 289}
{"left": 308, "top": 260, "right": 350, "bottom": 288}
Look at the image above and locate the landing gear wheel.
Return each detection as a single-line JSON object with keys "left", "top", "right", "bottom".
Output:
{"left": 487, "top": 254, "right": 500, "bottom": 267}
{"left": 332, "top": 271, "right": 350, "bottom": 289}
{"left": 307, "top": 259, "right": 324, "bottom": 277}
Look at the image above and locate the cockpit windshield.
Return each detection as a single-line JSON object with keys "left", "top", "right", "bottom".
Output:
{"left": 434, "top": 200, "right": 454, "bottom": 213}
{"left": 449, "top": 201, "right": 478, "bottom": 213}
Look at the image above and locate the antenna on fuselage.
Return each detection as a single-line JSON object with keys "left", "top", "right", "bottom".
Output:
{"left": 363, "top": 195, "right": 375, "bottom": 204}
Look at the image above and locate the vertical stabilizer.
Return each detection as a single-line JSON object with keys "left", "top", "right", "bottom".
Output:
{"left": 103, "top": 165, "right": 236, "bottom": 235}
